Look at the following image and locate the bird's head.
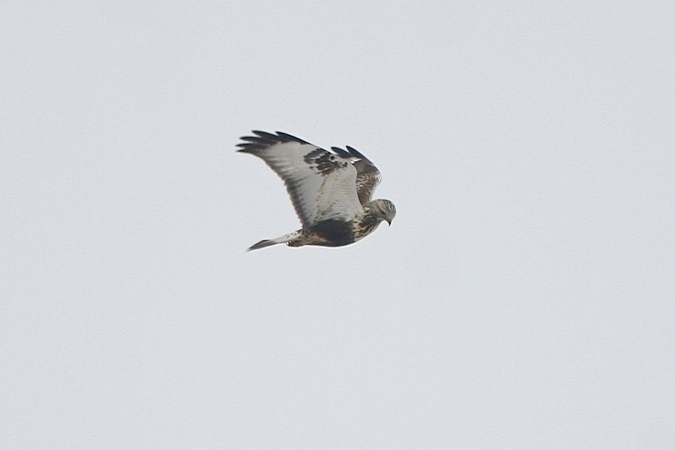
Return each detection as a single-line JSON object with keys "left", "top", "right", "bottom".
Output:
{"left": 372, "top": 199, "right": 397, "bottom": 226}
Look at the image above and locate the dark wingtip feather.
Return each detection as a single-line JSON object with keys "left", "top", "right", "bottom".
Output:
{"left": 237, "top": 130, "right": 308, "bottom": 152}
{"left": 331, "top": 146, "right": 352, "bottom": 159}
{"left": 330, "top": 144, "right": 372, "bottom": 162}
{"left": 275, "top": 131, "right": 308, "bottom": 144}
{"left": 236, "top": 141, "right": 259, "bottom": 153}
{"left": 345, "top": 145, "right": 369, "bottom": 161}
{"left": 251, "top": 130, "right": 279, "bottom": 140}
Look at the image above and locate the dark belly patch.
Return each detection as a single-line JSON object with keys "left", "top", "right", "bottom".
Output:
{"left": 309, "top": 219, "right": 355, "bottom": 247}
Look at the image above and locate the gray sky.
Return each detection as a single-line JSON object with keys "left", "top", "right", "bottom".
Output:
{"left": 2, "top": 1, "right": 674, "bottom": 448}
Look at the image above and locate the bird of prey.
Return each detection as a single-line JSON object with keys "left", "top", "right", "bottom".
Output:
{"left": 237, "top": 131, "right": 396, "bottom": 251}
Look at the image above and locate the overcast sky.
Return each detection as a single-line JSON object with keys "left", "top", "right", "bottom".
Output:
{"left": 2, "top": 1, "right": 674, "bottom": 448}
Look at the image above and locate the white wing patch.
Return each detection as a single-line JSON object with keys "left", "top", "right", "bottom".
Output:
{"left": 237, "top": 131, "right": 363, "bottom": 227}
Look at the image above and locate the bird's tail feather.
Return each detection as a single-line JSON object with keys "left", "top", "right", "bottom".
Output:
{"left": 247, "top": 231, "right": 302, "bottom": 251}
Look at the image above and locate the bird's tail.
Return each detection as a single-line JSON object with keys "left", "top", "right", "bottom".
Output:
{"left": 247, "top": 231, "right": 302, "bottom": 251}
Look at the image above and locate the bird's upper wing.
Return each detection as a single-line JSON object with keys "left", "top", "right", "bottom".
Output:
{"left": 238, "top": 131, "right": 363, "bottom": 228}
{"left": 330, "top": 145, "right": 381, "bottom": 205}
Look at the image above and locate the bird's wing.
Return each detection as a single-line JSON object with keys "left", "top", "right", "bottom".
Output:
{"left": 238, "top": 131, "right": 363, "bottom": 228}
{"left": 331, "top": 145, "right": 381, "bottom": 205}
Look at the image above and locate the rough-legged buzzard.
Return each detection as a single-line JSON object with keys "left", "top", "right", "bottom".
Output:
{"left": 237, "top": 131, "right": 396, "bottom": 251}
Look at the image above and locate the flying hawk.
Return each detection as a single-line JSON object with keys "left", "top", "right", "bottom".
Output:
{"left": 237, "top": 131, "right": 396, "bottom": 251}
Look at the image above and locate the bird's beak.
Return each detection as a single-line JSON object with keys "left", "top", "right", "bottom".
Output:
{"left": 386, "top": 219, "right": 392, "bottom": 226}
